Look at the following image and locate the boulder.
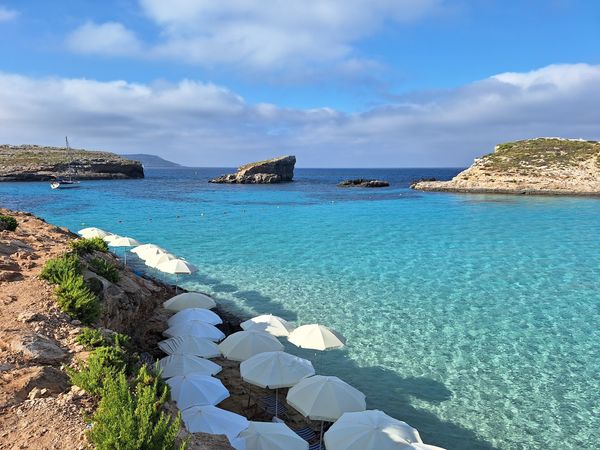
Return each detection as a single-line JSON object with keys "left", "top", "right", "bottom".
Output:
{"left": 337, "top": 179, "right": 390, "bottom": 188}
{"left": 8, "top": 333, "right": 67, "bottom": 364}
{"left": 210, "top": 155, "right": 296, "bottom": 184}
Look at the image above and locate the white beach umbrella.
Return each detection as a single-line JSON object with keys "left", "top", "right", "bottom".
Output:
{"left": 158, "top": 336, "right": 221, "bottom": 358}
{"left": 164, "top": 320, "right": 225, "bottom": 342}
{"left": 163, "top": 292, "right": 217, "bottom": 311}
{"left": 168, "top": 308, "right": 223, "bottom": 327}
{"left": 103, "top": 234, "right": 121, "bottom": 243}
{"left": 181, "top": 405, "right": 249, "bottom": 440}
{"left": 287, "top": 375, "right": 366, "bottom": 446}
{"left": 323, "top": 410, "right": 422, "bottom": 450}
{"left": 231, "top": 422, "right": 308, "bottom": 450}
{"left": 167, "top": 373, "right": 229, "bottom": 409}
{"left": 158, "top": 354, "right": 221, "bottom": 378}
{"left": 240, "top": 314, "right": 295, "bottom": 337}
{"left": 131, "top": 243, "right": 165, "bottom": 255}
{"left": 78, "top": 227, "right": 110, "bottom": 238}
{"left": 288, "top": 324, "right": 345, "bottom": 351}
{"left": 156, "top": 258, "right": 198, "bottom": 292}
{"left": 145, "top": 252, "right": 177, "bottom": 268}
{"left": 107, "top": 236, "right": 141, "bottom": 264}
{"left": 219, "top": 330, "right": 284, "bottom": 362}
{"left": 240, "top": 351, "right": 315, "bottom": 417}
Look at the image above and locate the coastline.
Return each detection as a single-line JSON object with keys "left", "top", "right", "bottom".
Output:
{"left": 0, "top": 208, "right": 336, "bottom": 450}
{"left": 412, "top": 181, "right": 600, "bottom": 197}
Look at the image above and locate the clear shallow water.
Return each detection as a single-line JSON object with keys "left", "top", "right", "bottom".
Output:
{"left": 1, "top": 168, "right": 599, "bottom": 450}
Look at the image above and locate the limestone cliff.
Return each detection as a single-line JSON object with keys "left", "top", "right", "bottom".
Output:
{"left": 210, "top": 155, "right": 296, "bottom": 184}
{"left": 0, "top": 145, "right": 144, "bottom": 181}
{"left": 412, "top": 138, "right": 600, "bottom": 196}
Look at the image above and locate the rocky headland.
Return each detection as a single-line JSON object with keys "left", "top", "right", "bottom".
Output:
{"left": 338, "top": 179, "right": 390, "bottom": 188}
{"left": 210, "top": 155, "right": 296, "bottom": 184}
{"left": 0, "top": 145, "right": 144, "bottom": 181}
{"left": 412, "top": 138, "right": 600, "bottom": 196}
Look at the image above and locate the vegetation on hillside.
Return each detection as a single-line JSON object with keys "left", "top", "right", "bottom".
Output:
{"left": 0, "top": 215, "right": 18, "bottom": 231}
{"left": 478, "top": 138, "right": 600, "bottom": 172}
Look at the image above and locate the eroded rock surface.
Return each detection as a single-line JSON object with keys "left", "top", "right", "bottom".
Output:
{"left": 337, "top": 179, "right": 390, "bottom": 188}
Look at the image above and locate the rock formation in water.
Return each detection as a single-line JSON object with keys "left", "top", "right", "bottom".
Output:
{"left": 210, "top": 155, "right": 296, "bottom": 184}
{"left": 0, "top": 145, "right": 144, "bottom": 181}
{"left": 337, "top": 179, "right": 390, "bottom": 188}
{"left": 412, "top": 138, "right": 600, "bottom": 196}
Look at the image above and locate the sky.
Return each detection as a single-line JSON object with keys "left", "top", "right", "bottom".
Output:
{"left": 0, "top": 0, "right": 599, "bottom": 167}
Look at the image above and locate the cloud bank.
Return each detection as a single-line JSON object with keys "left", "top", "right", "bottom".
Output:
{"left": 67, "top": 0, "right": 443, "bottom": 72}
{"left": 0, "top": 64, "right": 598, "bottom": 167}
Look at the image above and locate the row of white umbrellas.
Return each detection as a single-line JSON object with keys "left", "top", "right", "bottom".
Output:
{"left": 156, "top": 290, "right": 445, "bottom": 450}
{"left": 78, "top": 227, "right": 197, "bottom": 290}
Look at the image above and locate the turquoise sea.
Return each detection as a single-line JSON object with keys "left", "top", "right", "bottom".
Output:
{"left": 1, "top": 168, "right": 599, "bottom": 450}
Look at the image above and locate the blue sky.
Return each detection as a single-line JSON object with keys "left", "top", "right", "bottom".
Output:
{"left": 0, "top": 0, "right": 599, "bottom": 166}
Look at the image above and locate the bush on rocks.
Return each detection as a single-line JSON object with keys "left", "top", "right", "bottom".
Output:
{"left": 0, "top": 215, "right": 18, "bottom": 231}
{"left": 70, "top": 237, "right": 109, "bottom": 255}
{"left": 90, "top": 257, "right": 120, "bottom": 283}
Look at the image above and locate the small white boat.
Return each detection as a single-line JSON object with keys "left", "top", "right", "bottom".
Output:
{"left": 50, "top": 136, "right": 81, "bottom": 190}
{"left": 50, "top": 179, "right": 80, "bottom": 190}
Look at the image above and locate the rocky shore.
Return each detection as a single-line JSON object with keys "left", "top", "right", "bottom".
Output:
{"left": 412, "top": 138, "right": 600, "bottom": 196}
{"left": 0, "top": 209, "right": 320, "bottom": 450}
{"left": 0, "top": 145, "right": 144, "bottom": 181}
{"left": 210, "top": 155, "right": 296, "bottom": 184}
{"left": 337, "top": 179, "right": 389, "bottom": 188}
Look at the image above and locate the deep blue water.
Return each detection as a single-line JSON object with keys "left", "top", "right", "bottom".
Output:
{"left": 1, "top": 167, "right": 599, "bottom": 450}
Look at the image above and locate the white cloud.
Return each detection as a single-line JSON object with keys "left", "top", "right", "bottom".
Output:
{"left": 65, "top": 0, "right": 443, "bottom": 70}
{"left": 0, "top": 64, "right": 598, "bottom": 167}
{"left": 0, "top": 6, "right": 18, "bottom": 22}
{"left": 66, "top": 21, "right": 143, "bottom": 56}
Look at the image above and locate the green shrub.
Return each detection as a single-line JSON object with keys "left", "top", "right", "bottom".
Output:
{"left": 76, "top": 327, "right": 131, "bottom": 350}
{"left": 76, "top": 327, "right": 105, "bottom": 349}
{"left": 0, "top": 215, "right": 18, "bottom": 231}
{"left": 40, "top": 254, "right": 81, "bottom": 285}
{"left": 70, "top": 237, "right": 109, "bottom": 255}
{"left": 68, "top": 345, "right": 129, "bottom": 396}
{"left": 87, "top": 366, "right": 184, "bottom": 450}
{"left": 90, "top": 257, "right": 120, "bottom": 283}
{"left": 55, "top": 273, "right": 100, "bottom": 324}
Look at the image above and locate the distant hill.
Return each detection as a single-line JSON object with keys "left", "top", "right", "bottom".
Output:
{"left": 122, "top": 154, "right": 182, "bottom": 168}
{"left": 412, "top": 138, "right": 600, "bottom": 196}
{"left": 0, "top": 144, "right": 144, "bottom": 181}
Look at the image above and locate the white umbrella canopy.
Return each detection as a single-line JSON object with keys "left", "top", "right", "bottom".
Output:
{"left": 158, "top": 354, "right": 221, "bottom": 378}
{"left": 159, "top": 336, "right": 221, "bottom": 358}
{"left": 108, "top": 236, "right": 141, "bottom": 247}
{"left": 168, "top": 308, "right": 223, "bottom": 327}
{"left": 288, "top": 324, "right": 346, "bottom": 351}
{"left": 182, "top": 405, "right": 249, "bottom": 440}
{"left": 167, "top": 373, "right": 229, "bottom": 409}
{"left": 156, "top": 258, "right": 197, "bottom": 275}
{"left": 164, "top": 320, "right": 225, "bottom": 342}
{"left": 231, "top": 422, "right": 309, "bottom": 450}
{"left": 240, "top": 315, "right": 295, "bottom": 337}
{"left": 103, "top": 234, "right": 121, "bottom": 243}
{"left": 323, "top": 410, "right": 423, "bottom": 450}
{"left": 133, "top": 245, "right": 169, "bottom": 260}
{"left": 240, "top": 352, "right": 314, "bottom": 389}
{"left": 145, "top": 252, "right": 177, "bottom": 268}
{"left": 219, "top": 330, "right": 284, "bottom": 362}
{"left": 131, "top": 243, "right": 162, "bottom": 255}
{"left": 286, "top": 375, "right": 366, "bottom": 422}
{"left": 78, "top": 227, "right": 110, "bottom": 238}
{"left": 163, "top": 292, "right": 217, "bottom": 311}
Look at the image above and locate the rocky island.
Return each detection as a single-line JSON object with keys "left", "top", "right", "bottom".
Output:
{"left": 0, "top": 145, "right": 144, "bottom": 181}
{"left": 210, "top": 155, "right": 296, "bottom": 184}
{"left": 338, "top": 179, "right": 390, "bottom": 188}
{"left": 412, "top": 138, "right": 600, "bottom": 196}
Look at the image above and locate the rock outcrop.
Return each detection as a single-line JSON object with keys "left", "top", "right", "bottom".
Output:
{"left": 210, "top": 155, "right": 296, "bottom": 184}
{"left": 0, "top": 144, "right": 144, "bottom": 181}
{"left": 338, "top": 179, "right": 390, "bottom": 188}
{"left": 412, "top": 138, "right": 600, "bottom": 196}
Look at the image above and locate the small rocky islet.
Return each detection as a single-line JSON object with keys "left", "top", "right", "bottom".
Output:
{"left": 412, "top": 137, "right": 600, "bottom": 196}
{"left": 337, "top": 179, "right": 390, "bottom": 188}
{"left": 209, "top": 155, "right": 296, "bottom": 184}
{"left": 0, "top": 144, "right": 144, "bottom": 181}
